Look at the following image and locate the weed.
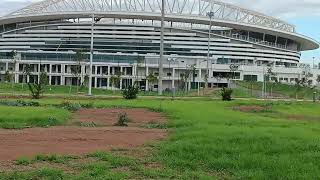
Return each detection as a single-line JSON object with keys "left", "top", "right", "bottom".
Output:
{"left": 114, "top": 112, "right": 130, "bottom": 126}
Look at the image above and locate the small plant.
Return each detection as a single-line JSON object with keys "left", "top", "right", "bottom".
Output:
{"left": 220, "top": 87, "right": 233, "bottom": 101}
{"left": 114, "top": 112, "right": 130, "bottom": 126}
{"left": 59, "top": 101, "right": 81, "bottom": 111}
{"left": 122, "top": 85, "right": 139, "bottom": 99}
{"left": 15, "top": 157, "right": 33, "bottom": 165}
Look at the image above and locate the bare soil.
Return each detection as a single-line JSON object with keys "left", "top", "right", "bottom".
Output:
{"left": 0, "top": 108, "right": 167, "bottom": 162}
{"left": 71, "top": 108, "right": 166, "bottom": 126}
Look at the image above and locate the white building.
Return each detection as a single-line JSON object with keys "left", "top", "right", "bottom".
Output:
{"left": 0, "top": 0, "right": 319, "bottom": 90}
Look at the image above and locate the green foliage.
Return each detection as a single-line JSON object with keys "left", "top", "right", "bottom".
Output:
{"left": 4, "top": 70, "right": 12, "bottom": 82}
{"left": 122, "top": 85, "right": 139, "bottom": 99}
{"left": 114, "top": 112, "right": 130, "bottom": 126}
{"left": 59, "top": 101, "right": 82, "bottom": 111}
{"left": 0, "top": 100, "right": 40, "bottom": 107}
{"left": 15, "top": 157, "right": 33, "bottom": 166}
{"left": 146, "top": 72, "right": 158, "bottom": 90}
{"left": 28, "top": 72, "right": 48, "bottom": 99}
{"left": 220, "top": 87, "right": 233, "bottom": 101}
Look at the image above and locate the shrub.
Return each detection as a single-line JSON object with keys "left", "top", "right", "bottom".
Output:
{"left": 59, "top": 101, "right": 81, "bottom": 111}
{"left": 220, "top": 88, "right": 233, "bottom": 101}
{"left": 122, "top": 85, "right": 139, "bottom": 99}
{"left": 114, "top": 112, "right": 130, "bottom": 126}
{"left": 0, "top": 100, "right": 40, "bottom": 107}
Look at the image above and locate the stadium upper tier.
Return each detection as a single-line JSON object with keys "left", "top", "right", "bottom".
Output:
{"left": 0, "top": 0, "right": 319, "bottom": 56}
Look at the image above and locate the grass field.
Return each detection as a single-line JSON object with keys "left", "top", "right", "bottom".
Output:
{"left": 0, "top": 82, "right": 197, "bottom": 97}
{"left": 0, "top": 105, "right": 70, "bottom": 129}
{"left": 1, "top": 98, "right": 320, "bottom": 179}
{"left": 236, "top": 81, "right": 320, "bottom": 99}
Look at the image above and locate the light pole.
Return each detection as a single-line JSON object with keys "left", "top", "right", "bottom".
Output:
{"left": 206, "top": 11, "right": 214, "bottom": 89}
{"left": 168, "top": 57, "right": 176, "bottom": 98}
{"left": 313, "top": 57, "right": 315, "bottom": 69}
{"left": 158, "top": 0, "right": 165, "bottom": 95}
{"left": 88, "top": 14, "right": 95, "bottom": 96}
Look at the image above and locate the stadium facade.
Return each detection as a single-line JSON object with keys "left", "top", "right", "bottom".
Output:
{"left": 0, "top": 0, "right": 319, "bottom": 91}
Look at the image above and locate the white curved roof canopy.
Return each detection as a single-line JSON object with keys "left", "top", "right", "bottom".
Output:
{"left": 1, "top": 0, "right": 319, "bottom": 51}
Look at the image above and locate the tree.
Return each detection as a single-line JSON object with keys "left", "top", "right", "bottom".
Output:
{"left": 28, "top": 72, "right": 48, "bottom": 99}
{"left": 136, "top": 56, "right": 145, "bottom": 81}
{"left": 122, "top": 85, "right": 139, "bottom": 99}
{"left": 189, "top": 64, "right": 197, "bottom": 89}
{"left": 9, "top": 50, "right": 17, "bottom": 94}
{"left": 72, "top": 49, "right": 85, "bottom": 93}
{"left": 229, "top": 64, "right": 239, "bottom": 88}
{"left": 21, "top": 64, "right": 32, "bottom": 90}
{"left": 294, "top": 72, "right": 312, "bottom": 99}
{"left": 316, "top": 75, "right": 320, "bottom": 86}
{"left": 146, "top": 72, "right": 158, "bottom": 91}
{"left": 180, "top": 69, "right": 191, "bottom": 92}
{"left": 4, "top": 71, "right": 12, "bottom": 83}
{"left": 266, "top": 66, "right": 277, "bottom": 97}
{"left": 110, "top": 72, "right": 121, "bottom": 94}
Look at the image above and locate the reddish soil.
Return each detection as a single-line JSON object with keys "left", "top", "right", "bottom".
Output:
{"left": 0, "top": 108, "right": 167, "bottom": 161}
{"left": 72, "top": 108, "right": 166, "bottom": 126}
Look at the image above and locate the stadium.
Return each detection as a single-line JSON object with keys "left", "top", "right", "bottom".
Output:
{"left": 0, "top": 0, "right": 319, "bottom": 91}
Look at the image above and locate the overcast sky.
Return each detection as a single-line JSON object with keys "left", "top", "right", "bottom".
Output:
{"left": 0, "top": 0, "right": 319, "bottom": 63}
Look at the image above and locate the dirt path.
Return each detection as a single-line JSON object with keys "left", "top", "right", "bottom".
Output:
{"left": 0, "top": 108, "right": 167, "bottom": 161}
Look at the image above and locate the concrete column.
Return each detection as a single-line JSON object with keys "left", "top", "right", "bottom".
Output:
{"left": 198, "top": 69, "right": 202, "bottom": 82}
{"left": 94, "top": 77, "right": 97, "bottom": 88}
{"left": 5, "top": 62, "right": 8, "bottom": 71}
{"left": 107, "top": 77, "right": 110, "bottom": 89}
{"left": 120, "top": 79, "right": 123, "bottom": 90}
{"left": 94, "top": 66, "right": 98, "bottom": 75}
{"left": 49, "top": 64, "right": 52, "bottom": 74}
{"left": 49, "top": 76, "right": 52, "bottom": 85}
{"left": 14, "top": 62, "right": 19, "bottom": 83}
{"left": 172, "top": 68, "right": 175, "bottom": 89}
{"left": 81, "top": 65, "right": 85, "bottom": 83}
{"left": 107, "top": 66, "right": 111, "bottom": 75}
{"left": 61, "top": 75, "right": 65, "bottom": 85}
{"left": 145, "top": 66, "right": 149, "bottom": 91}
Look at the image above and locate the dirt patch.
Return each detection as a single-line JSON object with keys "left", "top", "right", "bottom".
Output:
{"left": 232, "top": 105, "right": 271, "bottom": 113}
{"left": 0, "top": 108, "right": 167, "bottom": 162}
{"left": 0, "top": 127, "right": 166, "bottom": 161}
{"left": 71, "top": 108, "right": 166, "bottom": 127}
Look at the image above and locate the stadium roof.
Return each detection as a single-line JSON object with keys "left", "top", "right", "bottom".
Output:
{"left": 0, "top": 0, "right": 319, "bottom": 51}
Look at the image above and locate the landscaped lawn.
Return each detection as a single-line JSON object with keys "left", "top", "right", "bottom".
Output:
{"left": 1, "top": 98, "right": 320, "bottom": 179}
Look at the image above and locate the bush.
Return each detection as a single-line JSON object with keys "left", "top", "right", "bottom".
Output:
{"left": 114, "top": 112, "right": 130, "bottom": 126}
{"left": 122, "top": 85, "right": 139, "bottom": 99}
{"left": 59, "top": 101, "right": 81, "bottom": 111}
{"left": 220, "top": 88, "right": 233, "bottom": 101}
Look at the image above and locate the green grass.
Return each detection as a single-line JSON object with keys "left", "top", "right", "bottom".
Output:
{"left": 0, "top": 106, "right": 70, "bottom": 129}
{"left": 0, "top": 82, "right": 196, "bottom": 97}
{"left": 1, "top": 98, "right": 320, "bottom": 179}
{"left": 236, "top": 80, "right": 320, "bottom": 99}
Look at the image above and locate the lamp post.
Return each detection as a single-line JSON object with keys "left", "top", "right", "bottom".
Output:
{"left": 206, "top": 11, "right": 214, "bottom": 89}
{"left": 158, "top": 0, "right": 165, "bottom": 95}
{"left": 88, "top": 14, "right": 95, "bottom": 96}
{"left": 168, "top": 57, "right": 176, "bottom": 99}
